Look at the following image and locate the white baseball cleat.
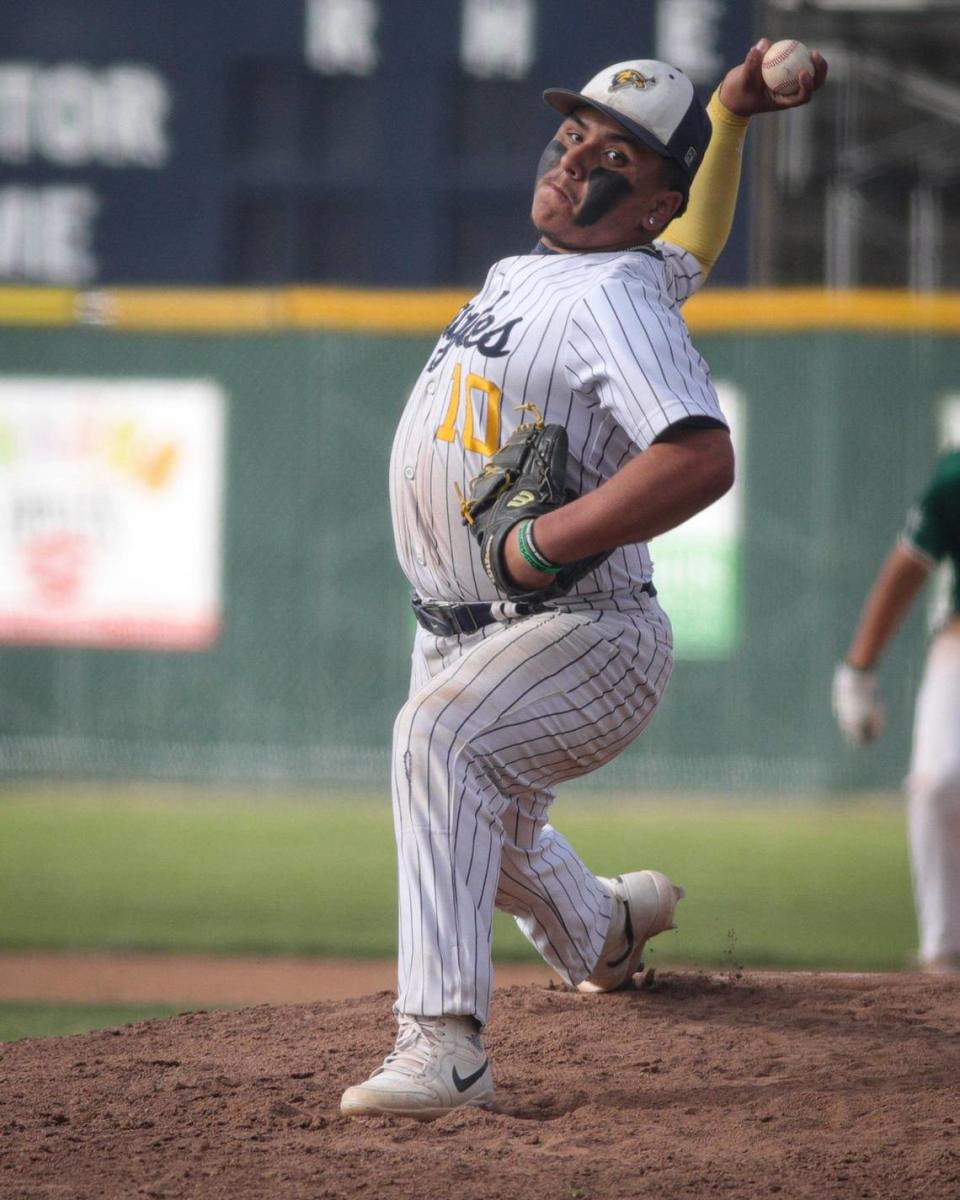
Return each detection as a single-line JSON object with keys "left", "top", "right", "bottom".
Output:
{"left": 577, "top": 869, "right": 685, "bottom": 993}
{"left": 340, "top": 1014, "right": 495, "bottom": 1120}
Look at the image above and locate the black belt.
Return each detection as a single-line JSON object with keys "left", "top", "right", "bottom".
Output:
{"left": 412, "top": 582, "right": 655, "bottom": 639}
{"left": 412, "top": 596, "right": 541, "bottom": 637}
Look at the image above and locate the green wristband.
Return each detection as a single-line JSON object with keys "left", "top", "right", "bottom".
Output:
{"left": 517, "top": 519, "right": 561, "bottom": 575}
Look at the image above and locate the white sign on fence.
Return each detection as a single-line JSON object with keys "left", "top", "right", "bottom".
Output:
{"left": 0, "top": 377, "right": 225, "bottom": 649}
{"left": 649, "top": 384, "right": 743, "bottom": 659}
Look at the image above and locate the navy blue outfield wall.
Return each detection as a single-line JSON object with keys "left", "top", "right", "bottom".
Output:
{"left": 0, "top": 0, "right": 754, "bottom": 288}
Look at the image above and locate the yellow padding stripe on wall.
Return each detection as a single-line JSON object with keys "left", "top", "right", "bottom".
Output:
{"left": 0, "top": 288, "right": 77, "bottom": 325}
{"left": 684, "top": 289, "right": 960, "bottom": 333}
{"left": 2, "top": 286, "right": 960, "bottom": 333}
{"left": 81, "top": 289, "right": 289, "bottom": 330}
{"left": 286, "top": 287, "right": 477, "bottom": 333}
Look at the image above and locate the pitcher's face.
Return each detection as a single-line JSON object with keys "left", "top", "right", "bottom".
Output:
{"left": 531, "top": 107, "right": 682, "bottom": 252}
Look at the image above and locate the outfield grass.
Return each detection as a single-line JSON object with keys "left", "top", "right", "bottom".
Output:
{"left": 0, "top": 785, "right": 917, "bottom": 971}
{"left": 0, "top": 1002, "right": 187, "bottom": 1043}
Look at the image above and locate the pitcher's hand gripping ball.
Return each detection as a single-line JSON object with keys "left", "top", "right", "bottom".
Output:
{"left": 761, "top": 39, "right": 814, "bottom": 97}
{"left": 458, "top": 405, "right": 609, "bottom": 603}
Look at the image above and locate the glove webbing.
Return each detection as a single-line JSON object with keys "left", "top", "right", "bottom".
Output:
{"left": 456, "top": 404, "right": 547, "bottom": 526}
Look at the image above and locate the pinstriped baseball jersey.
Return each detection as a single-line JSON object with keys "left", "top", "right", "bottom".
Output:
{"left": 390, "top": 241, "right": 726, "bottom": 603}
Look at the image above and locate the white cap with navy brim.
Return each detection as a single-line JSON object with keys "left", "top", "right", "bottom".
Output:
{"left": 543, "top": 60, "right": 712, "bottom": 182}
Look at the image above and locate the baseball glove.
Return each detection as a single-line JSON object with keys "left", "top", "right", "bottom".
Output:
{"left": 457, "top": 405, "right": 609, "bottom": 603}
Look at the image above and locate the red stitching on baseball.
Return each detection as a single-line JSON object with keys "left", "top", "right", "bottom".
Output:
{"left": 765, "top": 41, "right": 799, "bottom": 68}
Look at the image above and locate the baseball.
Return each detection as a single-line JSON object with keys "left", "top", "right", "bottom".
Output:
{"left": 761, "top": 39, "right": 814, "bottom": 97}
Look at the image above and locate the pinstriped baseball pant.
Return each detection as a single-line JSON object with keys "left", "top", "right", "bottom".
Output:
{"left": 392, "top": 593, "right": 674, "bottom": 1025}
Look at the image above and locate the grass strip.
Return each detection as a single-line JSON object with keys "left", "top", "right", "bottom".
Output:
{"left": 0, "top": 788, "right": 915, "bottom": 971}
{"left": 0, "top": 1002, "right": 193, "bottom": 1043}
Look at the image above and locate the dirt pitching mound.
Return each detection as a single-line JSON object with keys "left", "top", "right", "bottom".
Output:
{"left": 2, "top": 969, "right": 959, "bottom": 1200}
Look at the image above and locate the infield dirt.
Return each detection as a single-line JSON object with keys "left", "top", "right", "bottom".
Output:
{"left": 2, "top": 969, "right": 959, "bottom": 1199}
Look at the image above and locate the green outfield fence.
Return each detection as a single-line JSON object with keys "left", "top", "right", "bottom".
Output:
{"left": 2, "top": 286, "right": 959, "bottom": 792}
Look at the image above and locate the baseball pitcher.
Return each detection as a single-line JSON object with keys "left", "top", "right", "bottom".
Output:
{"left": 342, "top": 38, "right": 828, "bottom": 1120}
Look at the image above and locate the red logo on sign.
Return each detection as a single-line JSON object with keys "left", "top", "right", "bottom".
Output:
{"left": 22, "top": 532, "right": 89, "bottom": 604}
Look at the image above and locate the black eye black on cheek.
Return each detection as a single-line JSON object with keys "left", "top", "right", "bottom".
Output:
{"left": 535, "top": 139, "right": 565, "bottom": 181}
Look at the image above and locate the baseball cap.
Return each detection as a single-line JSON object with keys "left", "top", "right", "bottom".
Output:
{"left": 543, "top": 60, "right": 711, "bottom": 181}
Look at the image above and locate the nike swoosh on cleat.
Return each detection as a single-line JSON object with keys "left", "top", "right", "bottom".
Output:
{"left": 451, "top": 1060, "right": 489, "bottom": 1093}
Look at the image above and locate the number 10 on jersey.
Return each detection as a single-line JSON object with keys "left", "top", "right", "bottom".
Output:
{"left": 435, "top": 364, "right": 502, "bottom": 456}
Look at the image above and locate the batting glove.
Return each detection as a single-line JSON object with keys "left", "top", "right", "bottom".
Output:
{"left": 832, "top": 662, "right": 885, "bottom": 747}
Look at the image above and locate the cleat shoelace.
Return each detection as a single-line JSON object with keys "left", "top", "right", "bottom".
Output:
{"left": 372, "top": 1017, "right": 442, "bottom": 1079}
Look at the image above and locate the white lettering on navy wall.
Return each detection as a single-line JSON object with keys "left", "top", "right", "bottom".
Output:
{"left": 0, "top": 63, "right": 171, "bottom": 167}
{"left": 0, "top": 185, "right": 98, "bottom": 284}
{"left": 0, "top": 62, "right": 171, "bottom": 283}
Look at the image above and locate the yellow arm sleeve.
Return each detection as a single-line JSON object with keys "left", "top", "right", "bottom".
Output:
{"left": 660, "top": 89, "right": 751, "bottom": 282}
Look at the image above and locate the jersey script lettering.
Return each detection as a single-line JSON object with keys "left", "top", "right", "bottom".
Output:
{"left": 427, "top": 295, "right": 523, "bottom": 369}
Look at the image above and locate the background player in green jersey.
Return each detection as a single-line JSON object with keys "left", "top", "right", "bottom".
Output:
{"left": 834, "top": 451, "right": 960, "bottom": 975}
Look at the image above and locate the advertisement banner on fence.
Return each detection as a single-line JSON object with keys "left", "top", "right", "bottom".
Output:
{"left": 649, "top": 385, "right": 743, "bottom": 659}
{"left": 0, "top": 377, "right": 225, "bottom": 649}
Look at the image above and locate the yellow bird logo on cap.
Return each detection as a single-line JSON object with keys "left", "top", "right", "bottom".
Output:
{"left": 610, "top": 68, "right": 655, "bottom": 91}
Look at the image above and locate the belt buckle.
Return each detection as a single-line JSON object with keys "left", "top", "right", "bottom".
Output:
{"left": 412, "top": 597, "right": 448, "bottom": 637}
{"left": 412, "top": 597, "right": 494, "bottom": 638}
{"left": 425, "top": 611, "right": 452, "bottom": 637}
